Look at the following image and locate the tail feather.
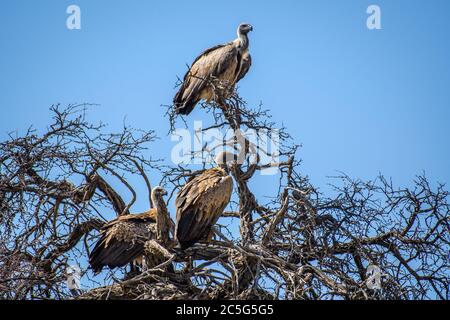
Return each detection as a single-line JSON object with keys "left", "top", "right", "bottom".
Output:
{"left": 173, "top": 83, "right": 199, "bottom": 115}
{"left": 174, "top": 99, "right": 198, "bottom": 115}
{"left": 175, "top": 207, "right": 213, "bottom": 249}
{"left": 89, "top": 238, "right": 143, "bottom": 273}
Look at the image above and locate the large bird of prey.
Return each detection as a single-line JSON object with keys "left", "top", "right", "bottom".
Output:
{"left": 89, "top": 186, "right": 170, "bottom": 273}
{"left": 174, "top": 23, "right": 253, "bottom": 115}
{"left": 175, "top": 151, "right": 235, "bottom": 249}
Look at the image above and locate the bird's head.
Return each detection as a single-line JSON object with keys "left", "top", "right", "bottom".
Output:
{"left": 238, "top": 23, "right": 253, "bottom": 35}
{"left": 214, "top": 151, "right": 237, "bottom": 171}
{"left": 152, "top": 186, "right": 168, "bottom": 198}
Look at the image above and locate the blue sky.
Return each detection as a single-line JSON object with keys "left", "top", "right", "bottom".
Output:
{"left": 1, "top": 0, "right": 449, "bottom": 214}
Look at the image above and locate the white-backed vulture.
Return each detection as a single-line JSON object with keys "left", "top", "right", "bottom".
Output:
{"left": 175, "top": 151, "right": 235, "bottom": 249}
{"left": 174, "top": 23, "right": 253, "bottom": 115}
{"left": 89, "top": 186, "right": 170, "bottom": 273}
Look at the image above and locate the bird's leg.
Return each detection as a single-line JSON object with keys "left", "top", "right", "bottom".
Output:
{"left": 216, "top": 96, "right": 228, "bottom": 113}
{"left": 141, "top": 256, "right": 148, "bottom": 273}
{"left": 188, "top": 256, "right": 194, "bottom": 271}
{"left": 124, "top": 262, "right": 141, "bottom": 280}
{"left": 201, "top": 229, "right": 215, "bottom": 245}
{"left": 182, "top": 257, "right": 193, "bottom": 273}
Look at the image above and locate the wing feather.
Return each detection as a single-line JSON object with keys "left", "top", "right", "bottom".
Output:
{"left": 175, "top": 168, "right": 233, "bottom": 249}
{"left": 174, "top": 43, "right": 238, "bottom": 115}
{"left": 88, "top": 210, "right": 157, "bottom": 273}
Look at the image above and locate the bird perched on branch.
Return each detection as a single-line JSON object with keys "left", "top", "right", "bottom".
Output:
{"left": 173, "top": 23, "right": 253, "bottom": 115}
{"left": 175, "top": 151, "right": 235, "bottom": 249}
{"left": 88, "top": 186, "right": 170, "bottom": 273}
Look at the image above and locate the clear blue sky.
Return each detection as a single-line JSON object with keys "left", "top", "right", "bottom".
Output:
{"left": 1, "top": 0, "right": 449, "bottom": 211}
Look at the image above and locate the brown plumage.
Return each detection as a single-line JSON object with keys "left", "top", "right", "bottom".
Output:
{"left": 174, "top": 23, "right": 253, "bottom": 115}
{"left": 175, "top": 152, "right": 234, "bottom": 249}
{"left": 88, "top": 187, "right": 169, "bottom": 273}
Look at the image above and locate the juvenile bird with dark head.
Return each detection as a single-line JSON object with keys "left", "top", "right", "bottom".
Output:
{"left": 88, "top": 186, "right": 170, "bottom": 273}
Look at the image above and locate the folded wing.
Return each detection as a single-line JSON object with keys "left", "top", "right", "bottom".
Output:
{"left": 174, "top": 43, "right": 240, "bottom": 115}
{"left": 88, "top": 210, "right": 156, "bottom": 273}
{"left": 175, "top": 168, "right": 233, "bottom": 249}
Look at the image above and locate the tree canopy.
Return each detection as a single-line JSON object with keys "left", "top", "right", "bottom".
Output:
{"left": 1, "top": 92, "right": 449, "bottom": 300}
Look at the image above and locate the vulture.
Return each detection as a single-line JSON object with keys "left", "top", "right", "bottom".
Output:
{"left": 89, "top": 186, "right": 170, "bottom": 273}
{"left": 174, "top": 23, "right": 253, "bottom": 115}
{"left": 175, "top": 151, "right": 235, "bottom": 249}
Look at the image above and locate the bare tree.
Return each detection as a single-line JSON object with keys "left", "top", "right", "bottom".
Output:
{"left": 0, "top": 104, "right": 160, "bottom": 299}
{"left": 1, "top": 90, "right": 449, "bottom": 300}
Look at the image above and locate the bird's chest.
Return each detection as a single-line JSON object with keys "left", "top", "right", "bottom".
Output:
{"left": 219, "top": 48, "right": 249, "bottom": 85}
{"left": 220, "top": 56, "right": 239, "bottom": 82}
{"left": 240, "top": 50, "right": 250, "bottom": 66}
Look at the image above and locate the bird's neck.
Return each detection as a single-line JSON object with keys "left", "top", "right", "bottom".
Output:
{"left": 152, "top": 195, "right": 170, "bottom": 244}
{"left": 236, "top": 32, "right": 249, "bottom": 50}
